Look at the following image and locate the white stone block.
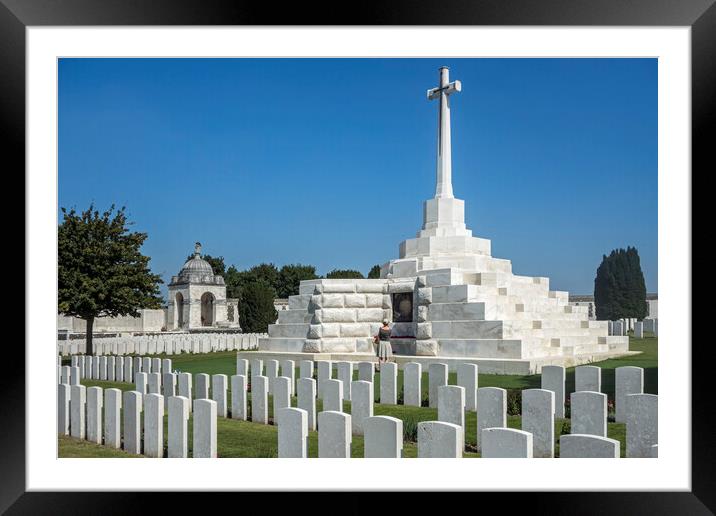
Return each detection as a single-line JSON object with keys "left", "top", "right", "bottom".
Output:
{"left": 481, "top": 428, "right": 533, "bottom": 458}
{"left": 358, "top": 362, "right": 374, "bottom": 383}
{"left": 364, "top": 416, "right": 403, "bottom": 458}
{"left": 575, "top": 366, "right": 601, "bottom": 393}
{"left": 104, "top": 388, "right": 122, "bottom": 448}
{"left": 403, "top": 362, "right": 422, "bottom": 407}
{"left": 457, "top": 363, "right": 478, "bottom": 411}
{"left": 336, "top": 362, "right": 353, "bottom": 401}
{"left": 252, "top": 375, "right": 269, "bottom": 424}
{"left": 541, "top": 365, "right": 566, "bottom": 418}
{"left": 522, "top": 388, "right": 555, "bottom": 458}
{"left": 273, "top": 376, "right": 292, "bottom": 419}
{"left": 626, "top": 393, "right": 658, "bottom": 458}
{"left": 380, "top": 362, "right": 398, "bottom": 405}
{"left": 144, "top": 393, "right": 164, "bottom": 458}
{"left": 428, "top": 363, "right": 448, "bottom": 408}
{"left": 438, "top": 385, "right": 465, "bottom": 440}
{"left": 323, "top": 378, "right": 344, "bottom": 412}
{"left": 196, "top": 373, "right": 210, "bottom": 400}
{"left": 477, "top": 387, "right": 506, "bottom": 452}
{"left": 571, "top": 391, "right": 607, "bottom": 437}
{"left": 70, "top": 384, "right": 86, "bottom": 439}
{"left": 277, "top": 407, "right": 309, "bottom": 458}
{"left": 559, "top": 434, "right": 620, "bottom": 458}
{"left": 318, "top": 411, "right": 352, "bottom": 458}
{"left": 297, "top": 377, "right": 317, "bottom": 431}
{"left": 211, "top": 374, "right": 228, "bottom": 418}
{"left": 299, "top": 360, "right": 314, "bottom": 379}
{"left": 58, "top": 383, "right": 70, "bottom": 435}
{"left": 317, "top": 360, "right": 332, "bottom": 400}
{"left": 417, "top": 421, "right": 462, "bottom": 458}
{"left": 230, "top": 374, "right": 248, "bottom": 421}
{"left": 86, "top": 386, "right": 103, "bottom": 444}
{"left": 168, "top": 396, "right": 190, "bottom": 458}
{"left": 615, "top": 366, "right": 644, "bottom": 423}
{"left": 351, "top": 380, "right": 374, "bottom": 435}
{"left": 193, "top": 399, "right": 217, "bottom": 458}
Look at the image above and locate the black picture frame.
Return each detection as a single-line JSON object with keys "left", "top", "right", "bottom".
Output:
{"left": 5, "top": 0, "right": 708, "bottom": 513}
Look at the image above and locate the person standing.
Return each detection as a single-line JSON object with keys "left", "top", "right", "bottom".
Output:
{"left": 374, "top": 319, "right": 393, "bottom": 371}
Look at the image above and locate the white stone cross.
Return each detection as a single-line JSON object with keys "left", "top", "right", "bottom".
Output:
{"left": 427, "top": 66, "right": 461, "bottom": 199}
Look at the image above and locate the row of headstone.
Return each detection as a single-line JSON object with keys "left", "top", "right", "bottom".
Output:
{"left": 58, "top": 384, "right": 218, "bottom": 457}
{"left": 608, "top": 318, "right": 657, "bottom": 337}
{"left": 57, "top": 332, "right": 267, "bottom": 356}
{"left": 60, "top": 355, "right": 177, "bottom": 385}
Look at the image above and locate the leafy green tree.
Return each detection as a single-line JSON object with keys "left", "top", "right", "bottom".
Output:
{"left": 58, "top": 204, "right": 163, "bottom": 355}
{"left": 367, "top": 264, "right": 382, "bottom": 279}
{"left": 278, "top": 264, "right": 318, "bottom": 298}
{"left": 186, "top": 253, "right": 226, "bottom": 277}
{"left": 326, "top": 268, "right": 364, "bottom": 279}
{"left": 594, "top": 246, "right": 648, "bottom": 321}
{"left": 238, "top": 281, "right": 278, "bottom": 332}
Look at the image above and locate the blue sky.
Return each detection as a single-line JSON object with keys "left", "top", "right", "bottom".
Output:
{"left": 58, "top": 58, "right": 657, "bottom": 297}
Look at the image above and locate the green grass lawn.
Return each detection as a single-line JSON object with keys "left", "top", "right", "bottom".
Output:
{"left": 60, "top": 333, "right": 653, "bottom": 458}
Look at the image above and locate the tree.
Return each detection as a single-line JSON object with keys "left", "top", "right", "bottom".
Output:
{"left": 367, "top": 264, "right": 382, "bottom": 279}
{"left": 238, "top": 281, "right": 278, "bottom": 332}
{"left": 594, "top": 246, "right": 648, "bottom": 321}
{"left": 326, "top": 268, "right": 364, "bottom": 279}
{"left": 278, "top": 264, "right": 318, "bottom": 298}
{"left": 58, "top": 204, "right": 163, "bottom": 355}
{"left": 187, "top": 253, "right": 226, "bottom": 277}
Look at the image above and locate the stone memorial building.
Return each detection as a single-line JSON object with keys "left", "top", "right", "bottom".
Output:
{"left": 240, "top": 67, "right": 633, "bottom": 374}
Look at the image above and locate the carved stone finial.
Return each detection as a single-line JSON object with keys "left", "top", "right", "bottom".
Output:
{"left": 194, "top": 241, "right": 202, "bottom": 257}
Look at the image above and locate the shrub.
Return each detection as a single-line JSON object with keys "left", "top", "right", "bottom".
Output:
{"left": 561, "top": 419, "right": 571, "bottom": 435}
{"left": 420, "top": 392, "right": 430, "bottom": 407}
{"left": 403, "top": 415, "right": 419, "bottom": 442}
{"left": 506, "top": 389, "right": 522, "bottom": 416}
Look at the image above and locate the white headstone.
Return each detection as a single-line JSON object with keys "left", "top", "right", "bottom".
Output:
{"left": 559, "top": 434, "right": 620, "bottom": 458}
{"left": 104, "top": 388, "right": 121, "bottom": 448}
{"left": 252, "top": 375, "right": 269, "bottom": 424}
{"left": 135, "top": 372, "right": 148, "bottom": 395}
{"left": 634, "top": 321, "right": 644, "bottom": 338}
{"left": 236, "top": 357, "right": 249, "bottom": 377}
{"left": 457, "top": 363, "right": 478, "bottom": 412}
{"left": 70, "top": 384, "right": 86, "bottom": 439}
{"left": 541, "top": 365, "right": 566, "bottom": 418}
{"left": 280, "top": 359, "right": 296, "bottom": 396}
{"left": 69, "top": 366, "right": 81, "bottom": 386}
{"left": 297, "top": 377, "right": 317, "bottom": 431}
{"left": 335, "top": 362, "right": 353, "bottom": 401}
{"left": 107, "top": 356, "right": 116, "bottom": 382}
{"left": 403, "top": 362, "right": 422, "bottom": 407}
{"left": 364, "top": 416, "right": 403, "bottom": 458}
{"left": 151, "top": 358, "right": 162, "bottom": 379}
{"left": 299, "top": 360, "right": 314, "bottom": 380}
{"left": 161, "top": 358, "right": 172, "bottom": 375}
{"left": 123, "top": 391, "right": 142, "bottom": 454}
{"left": 477, "top": 387, "right": 506, "bottom": 452}
{"left": 273, "top": 376, "right": 292, "bottom": 419}
{"left": 417, "top": 421, "right": 462, "bottom": 458}
{"left": 438, "top": 385, "right": 465, "bottom": 438}
{"left": 86, "top": 386, "right": 103, "bottom": 444}
{"left": 317, "top": 360, "right": 333, "bottom": 400}
{"left": 265, "top": 359, "right": 279, "bottom": 394}
{"left": 144, "top": 393, "right": 164, "bottom": 458}
{"left": 575, "top": 366, "right": 602, "bottom": 393}
{"left": 212, "top": 374, "right": 228, "bottom": 418}
{"left": 428, "top": 363, "right": 448, "bottom": 408}
{"left": 230, "top": 374, "right": 248, "bottom": 421}
{"left": 323, "top": 378, "right": 344, "bottom": 412}
{"left": 250, "top": 358, "right": 263, "bottom": 378}
{"left": 351, "top": 380, "right": 374, "bottom": 435}
{"left": 142, "top": 357, "right": 152, "bottom": 375}
{"left": 277, "top": 407, "right": 308, "bottom": 458}
{"left": 481, "top": 428, "right": 533, "bottom": 458}
{"left": 380, "top": 362, "right": 398, "bottom": 405}
{"left": 522, "top": 388, "right": 555, "bottom": 458}
{"left": 177, "top": 372, "right": 192, "bottom": 411}
{"left": 318, "top": 411, "right": 351, "bottom": 458}
{"left": 61, "top": 365, "right": 71, "bottom": 384}
{"left": 163, "top": 373, "right": 176, "bottom": 409}
{"left": 615, "top": 366, "right": 644, "bottom": 423}
{"left": 99, "top": 356, "right": 108, "bottom": 381}
{"left": 115, "top": 357, "right": 124, "bottom": 383}
{"left": 626, "top": 393, "right": 658, "bottom": 458}
{"left": 147, "top": 372, "right": 161, "bottom": 395}
{"left": 193, "top": 399, "right": 217, "bottom": 458}
{"left": 124, "top": 356, "right": 133, "bottom": 383}
{"left": 196, "top": 373, "right": 210, "bottom": 400}
{"left": 168, "top": 395, "right": 190, "bottom": 458}
{"left": 92, "top": 357, "right": 100, "bottom": 380}
{"left": 358, "top": 362, "right": 374, "bottom": 383}
{"left": 58, "top": 383, "right": 71, "bottom": 435}
{"left": 571, "top": 391, "right": 607, "bottom": 437}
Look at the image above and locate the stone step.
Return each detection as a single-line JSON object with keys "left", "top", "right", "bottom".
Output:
{"left": 277, "top": 310, "right": 313, "bottom": 324}
{"left": 436, "top": 338, "right": 524, "bottom": 359}
{"left": 288, "top": 294, "right": 312, "bottom": 310}
{"left": 267, "top": 323, "right": 310, "bottom": 339}
{"left": 427, "top": 302, "right": 487, "bottom": 321}
{"left": 431, "top": 320, "right": 504, "bottom": 339}
{"left": 258, "top": 337, "right": 307, "bottom": 353}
